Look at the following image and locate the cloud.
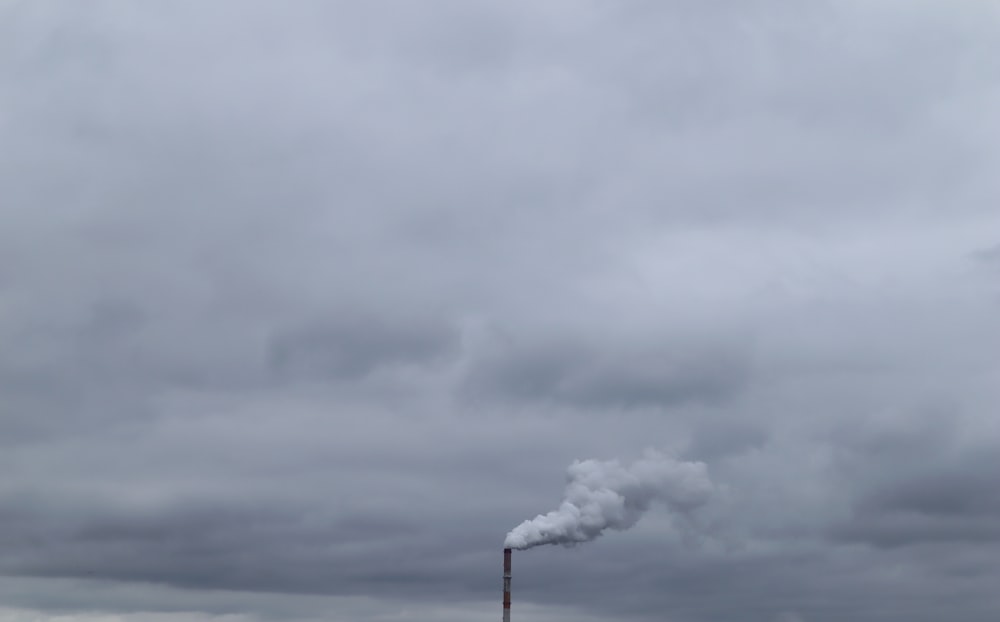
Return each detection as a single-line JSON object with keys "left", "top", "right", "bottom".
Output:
{"left": 266, "top": 314, "right": 458, "bottom": 381}
{"left": 463, "top": 335, "right": 749, "bottom": 410}
{"left": 830, "top": 449, "right": 1000, "bottom": 549}
{"left": 2, "top": 1, "right": 1000, "bottom": 622}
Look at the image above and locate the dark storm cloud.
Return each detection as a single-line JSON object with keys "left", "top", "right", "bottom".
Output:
{"left": 972, "top": 243, "right": 1000, "bottom": 267}
{"left": 686, "top": 417, "right": 769, "bottom": 460}
{"left": 267, "top": 314, "right": 458, "bottom": 381}
{"left": 3, "top": 1, "right": 1000, "bottom": 622}
{"left": 830, "top": 449, "right": 1000, "bottom": 549}
{"left": 0, "top": 491, "right": 509, "bottom": 604}
{"left": 5, "top": 501, "right": 418, "bottom": 594}
{"left": 464, "top": 336, "right": 749, "bottom": 410}
{"left": 864, "top": 460, "right": 1000, "bottom": 519}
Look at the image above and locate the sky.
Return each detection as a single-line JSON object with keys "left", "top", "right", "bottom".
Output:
{"left": 2, "top": 1, "right": 1000, "bottom": 621}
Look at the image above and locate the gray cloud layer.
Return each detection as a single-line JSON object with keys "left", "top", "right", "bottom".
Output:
{"left": 3, "top": 1, "right": 1000, "bottom": 621}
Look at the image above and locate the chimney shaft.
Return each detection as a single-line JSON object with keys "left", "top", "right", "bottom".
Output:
{"left": 503, "top": 548, "right": 512, "bottom": 622}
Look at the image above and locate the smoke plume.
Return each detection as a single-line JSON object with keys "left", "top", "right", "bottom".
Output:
{"left": 504, "top": 451, "right": 713, "bottom": 549}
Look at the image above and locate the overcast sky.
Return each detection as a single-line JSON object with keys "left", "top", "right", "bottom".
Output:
{"left": 3, "top": 1, "right": 1000, "bottom": 621}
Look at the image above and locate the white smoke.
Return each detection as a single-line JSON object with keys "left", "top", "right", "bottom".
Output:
{"left": 504, "top": 451, "right": 713, "bottom": 549}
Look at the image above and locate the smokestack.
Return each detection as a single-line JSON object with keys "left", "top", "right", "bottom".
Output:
{"left": 502, "top": 547, "right": 512, "bottom": 622}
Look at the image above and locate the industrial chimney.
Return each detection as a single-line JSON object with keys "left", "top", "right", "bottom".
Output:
{"left": 503, "top": 548, "right": 512, "bottom": 622}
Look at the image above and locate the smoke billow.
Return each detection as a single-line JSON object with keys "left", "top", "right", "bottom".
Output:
{"left": 504, "top": 451, "right": 713, "bottom": 550}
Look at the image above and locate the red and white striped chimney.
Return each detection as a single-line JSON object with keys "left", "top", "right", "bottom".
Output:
{"left": 503, "top": 548, "right": 512, "bottom": 622}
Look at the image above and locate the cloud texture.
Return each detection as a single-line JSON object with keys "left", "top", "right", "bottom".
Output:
{"left": 3, "top": 1, "right": 1000, "bottom": 621}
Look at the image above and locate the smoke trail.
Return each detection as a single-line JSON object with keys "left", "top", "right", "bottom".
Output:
{"left": 504, "top": 451, "right": 713, "bottom": 549}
